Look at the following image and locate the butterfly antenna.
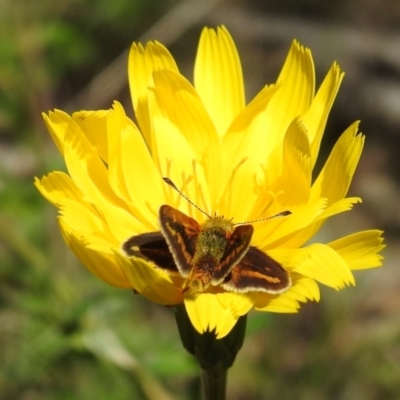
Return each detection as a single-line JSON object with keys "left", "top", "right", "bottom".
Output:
{"left": 234, "top": 210, "right": 292, "bottom": 225}
{"left": 163, "top": 177, "right": 211, "bottom": 219}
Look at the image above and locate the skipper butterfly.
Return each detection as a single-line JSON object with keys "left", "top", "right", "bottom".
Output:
{"left": 122, "top": 178, "right": 292, "bottom": 294}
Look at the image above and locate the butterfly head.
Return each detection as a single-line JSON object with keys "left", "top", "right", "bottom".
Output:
{"left": 202, "top": 215, "right": 234, "bottom": 234}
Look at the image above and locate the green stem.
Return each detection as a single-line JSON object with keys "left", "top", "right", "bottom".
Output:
{"left": 201, "top": 362, "right": 228, "bottom": 400}
{"left": 175, "top": 304, "right": 247, "bottom": 400}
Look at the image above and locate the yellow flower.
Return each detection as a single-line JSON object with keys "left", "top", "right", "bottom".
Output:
{"left": 35, "top": 26, "right": 384, "bottom": 339}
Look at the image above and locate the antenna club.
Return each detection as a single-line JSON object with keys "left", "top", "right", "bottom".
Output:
{"left": 163, "top": 177, "right": 178, "bottom": 190}
{"left": 279, "top": 210, "right": 292, "bottom": 216}
{"left": 162, "top": 177, "right": 211, "bottom": 219}
{"left": 234, "top": 210, "right": 292, "bottom": 225}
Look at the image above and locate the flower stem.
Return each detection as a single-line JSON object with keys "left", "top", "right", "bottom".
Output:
{"left": 174, "top": 304, "right": 247, "bottom": 400}
{"left": 201, "top": 361, "right": 228, "bottom": 400}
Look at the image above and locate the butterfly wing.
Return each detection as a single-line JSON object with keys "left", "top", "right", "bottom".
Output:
{"left": 222, "top": 246, "right": 291, "bottom": 294}
{"left": 211, "top": 224, "right": 254, "bottom": 285}
{"left": 122, "top": 232, "right": 164, "bottom": 254}
{"left": 159, "top": 204, "right": 201, "bottom": 277}
{"left": 122, "top": 232, "right": 178, "bottom": 273}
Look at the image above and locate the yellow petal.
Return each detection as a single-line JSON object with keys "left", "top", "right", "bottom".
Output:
{"left": 317, "top": 197, "right": 361, "bottom": 220}
{"left": 43, "top": 110, "right": 116, "bottom": 205}
{"left": 222, "top": 84, "right": 279, "bottom": 162}
{"left": 73, "top": 109, "right": 109, "bottom": 163}
{"left": 129, "top": 41, "right": 178, "bottom": 109}
{"left": 116, "top": 251, "right": 183, "bottom": 305}
{"left": 105, "top": 102, "right": 132, "bottom": 200}
{"left": 265, "top": 40, "right": 315, "bottom": 150}
{"left": 59, "top": 200, "right": 106, "bottom": 233}
{"left": 292, "top": 243, "right": 355, "bottom": 289}
{"left": 106, "top": 102, "right": 164, "bottom": 228}
{"left": 184, "top": 292, "right": 254, "bottom": 339}
{"left": 36, "top": 171, "right": 144, "bottom": 242}
{"left": 269, "top": 117, "right": 311, "bottom": 206}
{"left": 151, "top": 69, "right": 221, "bottom": 207}
{"left": 218, "top": 41, "right": 315, "bottom": 214}
{"left": 194, "top": 26, "right": 245, "bottom": 136}
{"left": 152, "top": 70, "right": 218, "bottom": 158}
{"left": 59, "top": 218, "right": 131, "bottom": 288}
{"left": 311, "top": 122, "right": 364, "bottom": 204}
{"left": 303, "top": 63, "right": 344, "bottom": 167}
{"left": 34, "top": 172, "right": 84, "bottom": 206}
{"left": 328, "top": 230, "right": 385, "bottom": 270}
{"left": 128, "top": 41, "right": 178, "bottom": 147}
{"left": 43, "top": 109, "right": 95, "bottom": 157}
{"left": 253, "top": 197, "right": 327, "bottom": 249}
{"left": 47, "top": 111, "right": 148, "bottom": 241}
{"left": 254, "top": 275, "right": 320, "bottom": 312}
{"left": 279, "top": 197, "right": 361, "bottom": 249}
{"left": 216, "top": 86, "right": 280, "bottom": 220}
{"left": 36, "top": 173, "right": 126, "bottom": 253}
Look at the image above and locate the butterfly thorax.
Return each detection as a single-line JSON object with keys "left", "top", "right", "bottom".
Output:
{"left": 194, "top": 217, "right": 234, "bottom": 264}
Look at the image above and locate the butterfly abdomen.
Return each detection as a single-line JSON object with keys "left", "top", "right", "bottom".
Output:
{"left": 186, "top": 254, "right": 219, "bottom": 292}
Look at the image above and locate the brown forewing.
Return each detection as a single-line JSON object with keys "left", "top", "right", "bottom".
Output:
{"left": 159, "top": 204, "right": 201, "bottom": 277}
{"left": 211, "top": 224, "right": 254, "bottom": 285}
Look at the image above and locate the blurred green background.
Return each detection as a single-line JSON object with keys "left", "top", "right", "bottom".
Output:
{"left": 1, "top": 0, "right": 399, "bottom": 399}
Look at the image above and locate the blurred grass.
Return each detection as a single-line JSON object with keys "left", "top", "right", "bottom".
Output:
{"left": 0, "top": 0, "right": 398, "bottom": 399}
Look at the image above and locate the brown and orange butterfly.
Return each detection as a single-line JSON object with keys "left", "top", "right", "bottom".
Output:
{"left": 122, "top": 178, "right": 292, "bottom": 294}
